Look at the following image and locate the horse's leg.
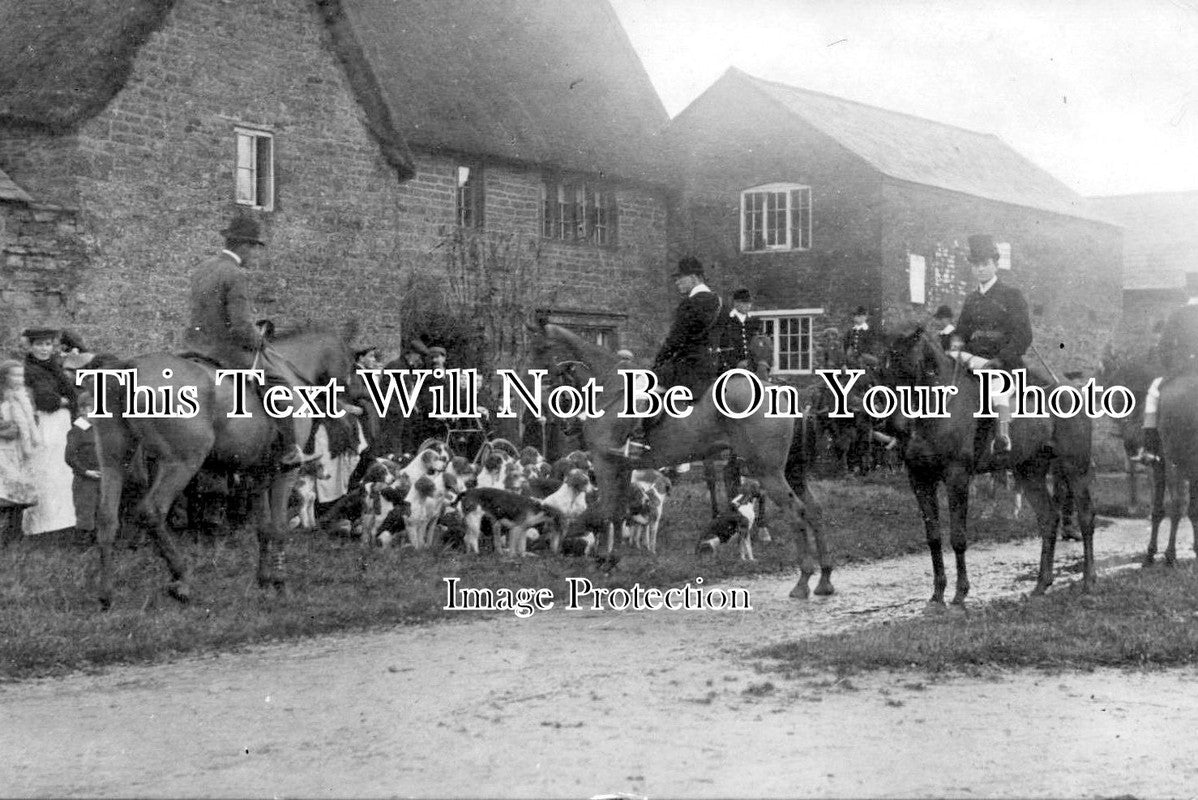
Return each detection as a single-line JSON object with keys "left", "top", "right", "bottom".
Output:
{"left": 256, "top": 474, "right": 294, "bottom": 593}
{"left": 140, "top": 458, "right": 205, "bottom": 603}
{"left": 909, "top": 469, "right": 946, "bottom": 605}
{"left": 1125, "top": 453, "right": 1139, "bottom": 511}
{"left": 1015, "top": 461, "right": 1057, "bottom": 596}
{"left": 1145, "top": 459, "right": 1167, "bottom": 566}
{"left": 754, "top": 471, "right": 822, "bottom": 598}
{"left": 1071, "top": 470, "right": 1098, "bottom": 591}
{"left": 1188, "top": 476, "right": 1198, "bottom": 560}
{"left": 703, "top": 458, "right": 721, "bottom": 518}
{"left": 945, "top": 465, "right": 972, "bottom": 605}
{"left": 1165, "top": 464, "right": 1183, "bottom": 567}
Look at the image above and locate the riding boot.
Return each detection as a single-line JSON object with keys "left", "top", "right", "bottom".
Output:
{"left": 1135, "top": 413, "right": 1162, "bottom": 464}
{"left": 278, "top": 421, "right": 319, "bottom": 467}
{"left": 992, "top": 403, "right": 1012, "bottom": 455}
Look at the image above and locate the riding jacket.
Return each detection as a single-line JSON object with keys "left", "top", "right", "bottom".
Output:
{"left": 183, "top": 250, "right": 261, "bottom": 369}
{"left": 1157, "top": 301, "right": 1198, "bottom": 376}
{"left": 653, "top": 285, "right": 723, "bottom": 394}
{"left": 954, "top": 279, "right": 1032, "bottom": 370}
{"left": 717, "top": 309, "right": 761, "bottom": 372}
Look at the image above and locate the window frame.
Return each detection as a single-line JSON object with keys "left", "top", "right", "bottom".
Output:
{"left": 740, "top": 183, "right": 812, "bottom": 253}
{"left": 235, "top": 127, "right": 274, "bottom": 211}
{"left": 541, "top": 176, "right": 618, "bottom": 246}
{"left": 748, "top": 307, "right": 822, "bottom": 375}
{"left": 455, "top": 162, "right": 485, "bottom": 229}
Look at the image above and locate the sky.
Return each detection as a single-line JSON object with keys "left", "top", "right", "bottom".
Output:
{"left": 608, "top": 0, "right": 1198, "bottom": 197}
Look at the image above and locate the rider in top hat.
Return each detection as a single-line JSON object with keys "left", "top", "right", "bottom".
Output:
{"left": 951, "top": 234, "right": 1033, "bottom": 454}
{"left": 652, "top": 256, "right": 723, "bottom": 395}
{"left": 717, "top": 288, "right": 760, "bottom": 373}
{"left": 1137, "top": 271, "right": 1198, "bottom": 462}
{"left": 843, "top": 306, "right": 875, "bottom": 367}
{"left": 183, "top": 213, "right": 317, "bottom": 466}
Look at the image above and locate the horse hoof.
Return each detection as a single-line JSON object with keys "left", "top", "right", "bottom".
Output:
{"left": 98, "top": 596, "right": 112, "bottom": 612}
{"left": 789, "top": 583, "right": 810, "bottom": 600}
{"left": 814, "top": 580, "right": 834, "bottom": 597}
{"left": 1030, "top": 584, "right": 1050, "bottom": 597}
{"left": 1141, "top": 555, "right": 1156, "bottom": 568}
{"left": 1165, "top": 554, "right": 1177, "bottom": 567}
{"left": 924, "top": 600, "right": 947, "bottom": 615}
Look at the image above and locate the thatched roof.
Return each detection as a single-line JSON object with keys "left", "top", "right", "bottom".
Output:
{"left": 1, "top": 0, "right": 668, "bottom": 185}
{"left": 691, "top": 68, "right": 1102, "bottom": 223}
{"left": 338, "top": 0, "right": 671, "bottom": 184}
{"left": 1089, "top": 191, "right": 1198, "bottom": 290}
{"left": 0, "top": 0, "right": 177, "bottom": 131}
{"left": 0, "top": 166, "right": 32, "bottom": 202}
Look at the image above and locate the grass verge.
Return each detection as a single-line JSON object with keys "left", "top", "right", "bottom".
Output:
{"left": 758, "top": 562, "right": 1198, "bottom": 674}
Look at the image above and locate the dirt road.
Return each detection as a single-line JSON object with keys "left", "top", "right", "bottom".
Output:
{"left": 4, "top": 517, "right": 1197, "bottom": 798}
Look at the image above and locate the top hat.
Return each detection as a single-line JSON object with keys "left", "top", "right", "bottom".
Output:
{"left": 221, "top": 214, "right": 265, "bottom": 245}
{"left": 853, "top": 306, "right": 868, "bottom": 316}
{"left": 967, "top": 234, "right": 999, "bottom": 264}
{"left": 671, "top": 256, "right": 704, "bottom": 278}
{"left": 22, "top": 327, "right": 59, "bottom": 342}
{"left": 732, "top": 288, "right": 752, "bottom": 302}
{"left": 933, "top": 304, "right": 954, "bottom": 320}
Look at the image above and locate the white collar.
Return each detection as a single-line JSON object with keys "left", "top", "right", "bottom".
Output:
{"left": 688, "top": 283, "right": 711, "bottom": 298}
{"left": 940, "top": 323, "right": 955, "bottom": 334}
{"left": 978, "top": 276, "right": 997, "bottom": 294}
{"left": 730, "top": 309, "right": 747, "bottom": 323}
{"left": 73, "top": 417, "right": 92, "bottom": 431}
{"left": 852, "top": 322, "right": 869, "bottom": 331}
{"left": 221, "top": 249, "right": 243, "bottom": 265}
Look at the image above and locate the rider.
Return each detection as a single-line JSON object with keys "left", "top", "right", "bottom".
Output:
{"left": 716, "top": 288, "right": 760, "bottom": 373}
{"left": 950, "top": 234, "right": 1033, "bottom": 455}
{"left": 183, "top": 213, "right": 318, "bottom": 467}
{"left": 621, "top": 257, "right": 723, "bottom": 455}
{"left": 843, "top": 306, "right": 876, "bottom": 368}
{"left": 1137, "top": 271, "right": 1198, "bottom": 462}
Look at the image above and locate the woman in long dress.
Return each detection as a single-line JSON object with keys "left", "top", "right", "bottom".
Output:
{"left": 0, "top": 359, "right": 41, "bottom": 545}
{"left": 20, "top": 328, "right": 78, "bottom": 536}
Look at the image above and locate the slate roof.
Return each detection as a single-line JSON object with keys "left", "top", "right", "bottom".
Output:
{"left": 1089, "top": 191, "right": 1198, "bottom": 290}
{"left": 689, "top": 68, "right": 1103, "bottom": 223}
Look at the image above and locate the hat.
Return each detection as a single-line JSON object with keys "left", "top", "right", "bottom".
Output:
{"left": 427, "top": 346, "right": 447, "bottom": 358}
{"left": 22, "top": 327, "right": 59, "bottom": 342}
{"left": 220, "top": 214, "right": 265, "bottom": 245}
{"left": 616, "top": 348, "right": 635, "bottom": 360}
{"left": 933, "top": 304, "right": 954, "bottom": 320}
{"left": 732, "top": 289, "right": 752, "bottom": 302}
{"left": 853, "top": 306, "right": 868, "bottom": 316}
{"left": 671, "top": 256, "right": 704, "bottom": 278}
{"left": 59, "top": 329, "right": 86, "bottom": 352}
{"left": 354, "top": 346, "right": 378, "bottom": 361}
{"left": 967, "top": 234, "right": 999, "bottom": 264}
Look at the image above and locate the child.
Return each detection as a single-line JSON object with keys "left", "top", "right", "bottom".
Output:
{"left": 64, "top": 387, "right": 101, "bottom": 546}
{"left": 0, "top": 359, "right": 41, "bottom": 545}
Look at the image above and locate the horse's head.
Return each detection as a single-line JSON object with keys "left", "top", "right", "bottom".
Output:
{"left": 525, "top": 319, "right": 618, "bottom": 388}
{"left": 271, "top": 319, "right": 359, "bottom": 387}
{"left": 879, "top": 321, "right": 942, "bottom": 387}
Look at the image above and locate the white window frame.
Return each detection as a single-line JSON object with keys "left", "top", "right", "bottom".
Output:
{"left": 749, "top": 307, "right": 823, "bottom": 375}
{"left": 235, "top": 127, "right": 274, "bottom": 211}
{"left": 996, "top": 241, "right": 1012, "bottom": 270}
{"left": 740, "top": 183, "right": 812, "bottom": 253}
{"left": 455, "top": 163, "right": 484, "bottom": 229}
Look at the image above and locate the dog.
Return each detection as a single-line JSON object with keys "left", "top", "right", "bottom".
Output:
{"left": 405, "top": 471, "right": 460, "bottom": 549}
{"left": 624, "top": 468, "right": 671, "bottom": 553}
{"left": 289, "top": 459, "right": 329, "bottom": 530}
{"left": 455, "top": 487, "right": 555, "bottom": 556}
{"left": 695, "top": 478, "right": 764, "bottom": 561}
{"left": 538, "top": 468, "right": 592, "bottom": 552}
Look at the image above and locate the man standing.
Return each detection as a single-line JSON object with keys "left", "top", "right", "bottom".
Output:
{"left": 1138, "top": 272, "right": 1198, "bottom": 462}
{"left": 717, "top": 288, "right": 760, "bottom": 373}
{"left": 951, "top": 234, "right": 1032, "bottom": 454}
{"left": 652, "top": 257, "right": 723, "bottom": 396}
{"left": 843, "top": 306, "right": 874, "bottom": 367}
{"left": 184, "top": 214, "right": 316, "bottom": 466}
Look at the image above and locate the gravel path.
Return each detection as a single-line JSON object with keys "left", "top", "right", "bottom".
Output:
{"left": 3, "top": 517, "right": 1197, "bottom": 798}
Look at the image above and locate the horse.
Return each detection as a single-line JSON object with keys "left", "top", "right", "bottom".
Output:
{"left": 880, "top": 323, "right": 1096, "bottom": 605}
{"left": 91, "top": 322, "right": 358, "bottom": 608}
{"left": 527, "top": 321, "right": 833, "bottom": 598}
{"left": 1144, "top": 372, "right": 1198, "bottom": 566}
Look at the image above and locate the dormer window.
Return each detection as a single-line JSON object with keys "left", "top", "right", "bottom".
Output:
{"left": 740, "top": 183, "right": 811, "bottom": 252}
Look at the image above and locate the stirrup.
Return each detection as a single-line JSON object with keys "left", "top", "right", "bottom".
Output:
{"left": 1132, "top": 448, "right": 1161, "bottom": 465}
{"left": 607, "top": 438, "right": 652, "bottom": 460}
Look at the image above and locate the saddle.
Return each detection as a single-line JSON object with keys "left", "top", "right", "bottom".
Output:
{"left": 176, "top": 351, "right": 225, "bottom": 371}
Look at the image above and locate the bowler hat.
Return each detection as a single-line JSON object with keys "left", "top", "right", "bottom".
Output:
{"left": 732, "top": 288, "right": 752, "bottom": 302}
{"left": 671, "top": 256, "right": 704, "bottom": 278}
{"left": 354, "top": 346, "right": 378, "bottom": 362}
{"left": 22, "top": 327, "right": 59, "bottom": 342}
{"left": 616, "top": 348, "right": 635, "bottom": 360}
{"left": 933, "top": 304, "right": 954, "bottom": 320}
{"left": 60, "top": 329, "right": 86, "bottom": 352}
{"left": 853, "top": 306, "right": 868, "bottom": 316}
{"left": 967, "top": 234, "right": 999, "bottom": 264}
{"left": 221, "top": 214, "right": 265, "bottom": 245}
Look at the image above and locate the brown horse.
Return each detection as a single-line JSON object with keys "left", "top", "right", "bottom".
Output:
{"left": 1145, "top": 372, "right": 1198, "bottom": 566}
{"left": 91, "top": 323, "right": 358, "bottom": 608}
{"left": 528, "top": 322, "right": 832, "bottom": 598}
{"left": 881, "top": 324, "right": 1096, "bottom": 605}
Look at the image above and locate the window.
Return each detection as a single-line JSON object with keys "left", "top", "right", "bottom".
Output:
{"left": 908, "top": 253, "right": 927, "bottom": 304}
{"left": 996, "top": 241, "right": 1012, "bottom": 270}
{"left": 750, "top": 309, "right": 822, "bottom": 374}
{"left": 456, "top": 164, "right": 484, "bottom": 228}
{"left": 235, "top": 128, "right": 274, "bottom": 211}
{"left": 538, "top": 310, "right": 625, "bottom": 351}
{"left": 741, "top": 183, "right": 811, "bottom": 252}
{"left": 541, "top": 177, "right": 618, "bottom": 245}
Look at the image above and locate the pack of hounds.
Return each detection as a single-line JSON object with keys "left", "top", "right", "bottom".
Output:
{"left": 290, "top": 438, "right": 769, "bottom": 561}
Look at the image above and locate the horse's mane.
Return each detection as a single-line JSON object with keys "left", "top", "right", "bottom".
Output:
{"left": 542, "top": 324, "right": 620, "bottom": 377}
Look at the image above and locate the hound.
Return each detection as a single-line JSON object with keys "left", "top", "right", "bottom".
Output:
{"left": 455, "top": 487, "right": 556, "bottom": 556}
{"left": 538, "top": 468, "right": 593, "bottom": 552}
{"left": 624, "top": 468, "right": 671, "bottom": 553}
{"left": 695, "top": 478, "right": 765, "bottom": 561}
{"left": 289, "top": 459, "right": 329, "bottom": 530}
